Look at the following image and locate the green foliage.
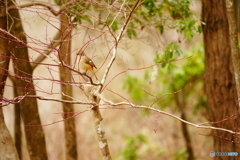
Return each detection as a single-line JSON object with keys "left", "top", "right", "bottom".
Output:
{"left": 142, "top": 0, "right": 158, "bottom": 17}
{"left": 123, "top": 75, "right": 147, "bottom": 102}
{"left": 54, "top": 0, "right": 60, "bottom": 5}
{"left": 160, "top": 0, "right": 201, "bottom": 40}
{"left": 166, "top": 43, "right": 204, "bottom": 90}
{"left": 58, "top": 0, "right": 201, "bottom": 39}
{"left": 74, "top": 15, "right": 91, "bottom": 24}
{"left": 238, "top": 38, "right": 240, "bottom": 49}
{"left": 123, "top": 43, "right": 205, "bottom": 111}
{"left": 172, "top": 149, "right": 188, "bottom": 160}
{"left": 127, "top": 22, "right": 137, "bottom": 38}
{"left": 154, "top": 42, "right": 183, "bottom": 68}
{"left": 137, "top": 0, "right": 202, "bottom": 40}
{"left": 119, "top": 135, "right": 146, "bottom": 160}
{"left": 127, "top": 29, "right": 137, "bottom": 38}
{"left": 156, "top": 23, "right": 164, "bottom": 34}
{"left": 155, "top": 43, "right": 205, "bottom": 110}
{"left": 175, "top": 17, "right": 202, "bottom": 40}
{"left": 111, "top": 20, "right": 119, "bottom": 32}
{"left": 164, "top": 0, "right": 191, "bottom": 19}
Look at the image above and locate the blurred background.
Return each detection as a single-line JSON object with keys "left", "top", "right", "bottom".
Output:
{"left": 2, "top": 0, "right": 213, "bottom": 159}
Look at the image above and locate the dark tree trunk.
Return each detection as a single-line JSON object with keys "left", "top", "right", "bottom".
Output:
{"left": 0, "top": 1, "right": 19, "bottom": 159}
{"left": 7, "top": 1, "right": 48, "bottom": 159}
{"left": 202, "top": 0, "right": 240, "bottom": 159}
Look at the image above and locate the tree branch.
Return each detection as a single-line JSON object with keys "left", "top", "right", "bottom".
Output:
{"left": 100, "top": 0, "right": 141, "bottom": 91}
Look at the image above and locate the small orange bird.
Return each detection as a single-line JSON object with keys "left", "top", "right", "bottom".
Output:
{"left": 78, "top": 52, "right": 98, "bottom": 80}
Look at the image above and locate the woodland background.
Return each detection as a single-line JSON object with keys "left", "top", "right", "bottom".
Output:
{"left": 1, "top": 0, "right": 240, "bottom": 160}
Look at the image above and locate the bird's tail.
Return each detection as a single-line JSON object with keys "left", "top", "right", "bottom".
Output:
{"left": 90, "top": 68, "right": 98, "bottom": 80}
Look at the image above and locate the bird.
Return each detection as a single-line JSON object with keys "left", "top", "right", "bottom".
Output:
{"left": 78, "top": 52, "right": 98, "bottom": 80}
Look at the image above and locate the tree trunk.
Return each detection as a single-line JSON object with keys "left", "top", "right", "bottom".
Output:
{"left": 171, "top": 69, "right": 195, "bottom": 160}
{"left": 226, "top": 0, "right": 240, "bottom": 102}
{"left": 8, "top": 1, "right": 48, "bottom": 159}
{"left": 234, "top": 0, "right": 240, "bottom": 33}
{"left": 0, "top": 2, "right": 19, "bottom": 159}
{"left": 59, "top": 1, "right": 78, "bottom": 159}
{"left": 202, "top": 0, "right": 240, "bottom": 159}
{"left": 176, "top": 92, "right": 195, "bottom": 160}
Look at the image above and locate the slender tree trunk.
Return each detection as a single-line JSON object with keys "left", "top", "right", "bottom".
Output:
{"left": 175, "top": 92, "right": 195, "bottom": 160}
{"left": 59, "top": 1, "right": 77, "bottom": 159}
{"left": 202, "top": 0, "right": 240, "bottom": 159}
{"left": 7, "top": 1, "right": 48, "bottom": 159}
{"left": 0, "top": 2, "right": 19, "bottom": 159}
{"left": 170, "top": 69, "right": 194, "bottom": 160}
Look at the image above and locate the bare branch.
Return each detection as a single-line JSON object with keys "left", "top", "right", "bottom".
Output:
{"left": 16, "top": 95, "right": 97, "bottom": 106}
{"left": 99, "top": 94, "right": 240, "bottom": 135}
